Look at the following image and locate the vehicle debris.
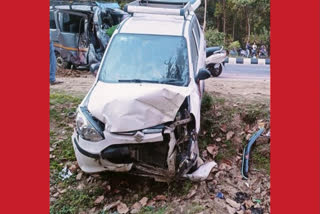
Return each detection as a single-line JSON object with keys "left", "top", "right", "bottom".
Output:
{"left": 234, "top": 192, "right": 249, "bottom": 203}
{"left": 241, "top": 128, "right": 265, "bottom": 179}
{"left": 183, "top": 161, "right": 217, "bottom": 181}
{"left": 250, "top": 207, "right": 264, "bottom": 214}
{"left": 216, "top": 192, "right": 225, "bottom": 199}
{"left": 59, "top": 166, "right": 72, "bottom": 180}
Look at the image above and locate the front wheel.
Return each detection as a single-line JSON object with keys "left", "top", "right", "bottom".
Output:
{"left": 207, "top": 63, "right": 222, "bottom": 77}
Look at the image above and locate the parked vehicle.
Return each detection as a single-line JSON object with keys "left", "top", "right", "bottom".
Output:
{"left": 229, "top": 48, "right": 238, "bottom": 57}
{"left": 50, "top": 1, "right": 128, "bottom": 69}
{"left": 239, "top": 48, "right": 247, "bottom": 57}
{"left": 205, "top": 46, "right": 227, "bottom": 77}
{"left": 72, "top": 0, "right": 216, "bottom": 182}
{"left": 259, "top": 45, "right": 268, "bottom": 58}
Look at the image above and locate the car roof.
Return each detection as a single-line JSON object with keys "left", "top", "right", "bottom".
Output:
{"left": 49, "top": 2, "right": 121, "bottom": 13}
{"left": 119, "top": 13, "right": 192, "bottom": 36}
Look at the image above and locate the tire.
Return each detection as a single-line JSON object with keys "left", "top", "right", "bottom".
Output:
{"left": 55, "top": 52, "right": 71, "bottom": 69}
{"left": 207, "top": 63, "right": 222, "bottom": 77}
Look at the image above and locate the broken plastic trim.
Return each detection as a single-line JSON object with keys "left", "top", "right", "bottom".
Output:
{"left": 79, "top": 106, "right": 105, "bottom": 138}
{"left": 241, "top": 128, "right": 265, "bottom": 180}
{"left": 74, "top": 135, "right": 100, "bottom": 159}
{"left": 183, "top": 161, "right": 217, "bottom": 181}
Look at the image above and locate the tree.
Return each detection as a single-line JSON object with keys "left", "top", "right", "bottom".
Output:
{"left": 203, "top": 0, "right": 207, "bottom": 31}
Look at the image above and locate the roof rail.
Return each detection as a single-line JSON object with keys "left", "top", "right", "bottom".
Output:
{"left": 50, "top": 0, "right": 98, "bottom": 11}
{"left": 124, "top": 0, "right": 201, "bottom": 17}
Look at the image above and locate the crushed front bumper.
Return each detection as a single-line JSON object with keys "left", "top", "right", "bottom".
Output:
{"left": 72, "top": 117, "right": 216, "bottom": 182}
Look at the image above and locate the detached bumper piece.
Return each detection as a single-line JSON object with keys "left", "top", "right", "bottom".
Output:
{"left": 241, "top": 128, "right": 265, "bottom": 179}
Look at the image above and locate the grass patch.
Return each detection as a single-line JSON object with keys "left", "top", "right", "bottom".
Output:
{"left": 184, "top": 202, "right": 206, "bottom": 214}
{"left": 50, "top": 189, "right": 95, "bottom": 214}
{"left": 201, "top": 92, "right": 214, "bottom": 113}
{"left": 241, "top": 103, "right": 270, "bottom": 124}
{"left": 215, "top": 140, "right": 238, "bottom": 162}
{"left": 50, "top": 93, "right": 83, "bottom": 105}
{"left": 138, "top": 206, "right": 167, "bottom": 214}
{"left": 252, "top": 151, "right": 270, "bottom": 173}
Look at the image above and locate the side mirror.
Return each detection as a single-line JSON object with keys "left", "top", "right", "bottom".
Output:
{"left": 90, "top": 63, "right": 100, "bottom": 76}
{"left": 195, "top": 68, "right": 211, "bottom": 82}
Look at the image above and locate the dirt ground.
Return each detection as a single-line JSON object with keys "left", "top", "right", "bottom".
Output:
{"left": 50, "top": 68, "right": 270, "bottom": 214}
{"left": 205, "top": 78, "right": 270, "bottom": 104}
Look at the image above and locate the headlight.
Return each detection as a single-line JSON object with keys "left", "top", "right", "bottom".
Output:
{"left": 76, "top": 107, "right": 104, "bottom": 142}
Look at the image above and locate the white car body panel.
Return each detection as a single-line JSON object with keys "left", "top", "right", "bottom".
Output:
{"left": 88, "top": 82, "right": 191, "bottom": 132}
{"left": 72, "top": 1, "right": 217, "bottom": 181}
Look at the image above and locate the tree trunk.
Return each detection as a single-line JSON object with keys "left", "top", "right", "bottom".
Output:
{"left": 232, "top": 16, "right": 235, "bottom": 40}
{"left": 223, "top": 0, "right": 226, "bottom": 43}
{"left": 247, "top": 16, "right": 250, "bottom": 40}
{"left": 203, "top": 0, "right": 207, "bottom": 31}
{"left": 246, "top": 7, "right": 250, "bottom": 41}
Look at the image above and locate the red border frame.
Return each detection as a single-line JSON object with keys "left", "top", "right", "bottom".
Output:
{"left": 271, "top": 0, "right": 320, "bottom": 213}
{"left": 0, "top": 0, "right": 49, "bottom": 213}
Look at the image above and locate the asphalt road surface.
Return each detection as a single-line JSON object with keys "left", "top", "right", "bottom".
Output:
{"left": 220, "top": 64, "right": 270, "bottom": 80}
{"left": 204, "top": 63, "right": 270, "bottom": 103}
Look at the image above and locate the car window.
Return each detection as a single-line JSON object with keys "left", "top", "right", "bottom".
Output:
{"left": 99, "top": 34, "right": 189, "bottom": 86}
{"left": 189, "top": 30, "right": 198, "bottom": 74}
{"left": 58, "top": 12, "right": 85, "bottom": 34}
{"left": 50, "top": 11, "right": 56, "bottom": 29}
{"left": 193, "top": 17, "right": 201, "bottom": 43}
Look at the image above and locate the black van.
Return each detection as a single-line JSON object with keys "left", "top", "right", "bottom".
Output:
{"left": 50, "top": 1, "right": 128, "bottom": 69}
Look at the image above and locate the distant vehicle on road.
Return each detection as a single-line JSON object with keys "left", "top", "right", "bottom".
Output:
{"left": 205, "top": 46, "right": 227, "bottom": 77}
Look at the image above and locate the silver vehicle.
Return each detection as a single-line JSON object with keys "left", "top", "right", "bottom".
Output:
{"left": 50, "top": 1, "right": 128, "bottom": 69}
{"left": 72, "top": 0, "right": 216, "bottom": 182}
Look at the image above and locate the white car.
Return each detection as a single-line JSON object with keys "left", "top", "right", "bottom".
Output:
{"left": 72, "top": 0, "right": 216, "bottom": 182}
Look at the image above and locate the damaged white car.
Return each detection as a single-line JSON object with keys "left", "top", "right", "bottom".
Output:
{"left": 72, "top": 0, "right": 216, "bottom": 182}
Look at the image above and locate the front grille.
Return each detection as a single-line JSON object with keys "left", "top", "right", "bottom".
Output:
{"left": 101, "top": 141, "right": 169, "bottom": 168}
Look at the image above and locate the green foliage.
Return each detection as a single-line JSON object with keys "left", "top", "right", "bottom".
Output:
{"left": 228, "top": 41, "right": 241, "bottom": 50}
{"left": 139, "top": 206, "right": 167, "bottom": 214}
{"left": 205, "top": 28, "right": 225, "bottom": 47}
{"left": 201, "top": 92, "right": 214, "bottom": 113}
{"left": 50, "top": 189, "right": 93, "bottom": 214}
{"left": 201, "top": 0, "right": 269, "bottom": 50}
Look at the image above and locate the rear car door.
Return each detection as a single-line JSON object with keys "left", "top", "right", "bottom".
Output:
{"left": 56, "top": 11, "right": 89, "bottom": 65}
{"left": 50, "top": 10, "right": 58, "bottom": 42}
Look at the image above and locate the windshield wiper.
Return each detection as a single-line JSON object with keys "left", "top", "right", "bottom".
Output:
{"left": 160, "top": 78, "right": 183, "bottom": 85}
{"left": 118, "top": 79, "right": 159, "bottom": 83}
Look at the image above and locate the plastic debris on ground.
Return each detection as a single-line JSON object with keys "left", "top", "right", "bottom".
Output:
{"left": 250, "top": 207, "right": 264, "bottom": 214}
{"left": 59, "top": 166, "right": 72, "bottom": 180}
{"left": 234, "top": 192, "right": 249, "bottom": 203}
{"left": 216, "top": 192, "right": 225, "bottom": 199}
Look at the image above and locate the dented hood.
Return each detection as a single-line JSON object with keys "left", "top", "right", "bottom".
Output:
{"left": 87, "top": 81, "right": 191, "bottom": 132}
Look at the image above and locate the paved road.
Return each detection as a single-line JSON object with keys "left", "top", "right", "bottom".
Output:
{"left": 205, "top": 63, "right": 270, "bottom": 103}
{"left": 219, "top": 64, "right": 270, "bottom": 80}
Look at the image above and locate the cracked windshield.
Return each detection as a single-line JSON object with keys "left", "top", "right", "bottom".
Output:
{"left": 99, "top": 34, "right": 189, "bottom": 86}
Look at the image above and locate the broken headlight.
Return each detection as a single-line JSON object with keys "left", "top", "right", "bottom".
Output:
{"left": 76, "top": 107, "right": 104, "bottom": 142}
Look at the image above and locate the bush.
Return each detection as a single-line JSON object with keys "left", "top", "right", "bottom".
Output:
{"left": 205, "top": 28, "right": 225, "bottom": 47}
{"left": 228, "top": 41, "right": 241, "bottom": 50}
{"left": 201, "top": 92, "right": 214, "bottom": 113}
